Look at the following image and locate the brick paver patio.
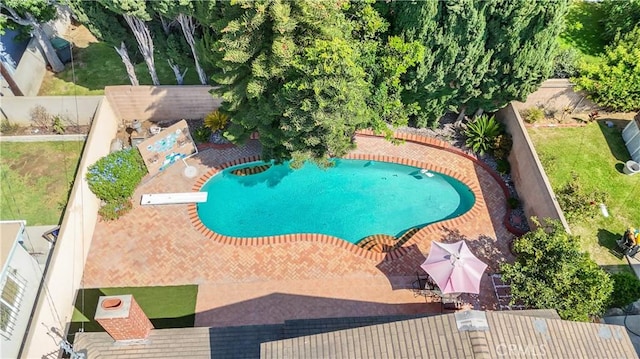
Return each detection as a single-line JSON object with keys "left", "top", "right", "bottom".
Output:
{"left": 82, "top": 134, "right": 515, "bottom": 327}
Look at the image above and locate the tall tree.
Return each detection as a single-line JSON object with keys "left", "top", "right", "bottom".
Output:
{"left": 1, "top": 0, "right": 64, "bottom": 72}
{"left": 501, "top": 220, "right": 613, "bottom": 322}
{"left": 212, "top": 0, "right": 372, "bottom": 162}
{"left": 466, "top": 0, "right": 568, "bottom": 114}
{"left": 151, "top": 0, "right": 211, "bottom": 85}
{"left": 389, "top": 0, "right": 568, "bottom": 126}
{"left": 99, "top": 0, "right": 160, "bottom": 85}
{"left": 68, "top": 0, "right": 140, "bottom": 85}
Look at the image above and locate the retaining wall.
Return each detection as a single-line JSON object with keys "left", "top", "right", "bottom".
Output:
{"left": 496, "top": 103, "right": 570, "bottom": 232}
{"left": 0, "top": 96, "right": 102, "bottom": 125}
{"left": 104, "top": 85, "right": 221, "bottom": 122}
{"left": 21, "top": 98, "right": 120, "bottom": 359}
{"left": 513, "top": 79, "right": 596, "bottom": 114}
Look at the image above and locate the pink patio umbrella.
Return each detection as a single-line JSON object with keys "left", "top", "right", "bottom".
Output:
{"left": 420, "top": 240, "right": 488, "bottom": 295}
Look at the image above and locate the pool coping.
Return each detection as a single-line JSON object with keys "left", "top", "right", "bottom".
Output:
{"left": 188, "top": 132, "right": 512, "bottom": 261}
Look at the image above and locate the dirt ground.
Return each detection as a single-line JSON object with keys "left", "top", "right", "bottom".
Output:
{"left": 521, "top": 109, "right": 637, "bottom": 126}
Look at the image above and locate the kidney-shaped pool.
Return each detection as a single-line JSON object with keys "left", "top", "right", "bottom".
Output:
{"left": 197, "top": 159, "right": 475, "bottom": 244}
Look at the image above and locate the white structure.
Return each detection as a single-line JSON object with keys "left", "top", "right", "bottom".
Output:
{"left": 0, "top": 221, "right": 45, "bottom": 359}
{"left": 622, "top": 118, "right": 640, "bottom": 163}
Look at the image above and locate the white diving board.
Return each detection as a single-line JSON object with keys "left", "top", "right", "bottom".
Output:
{"left": 141, "top": 192, "right": 208, "bottom": 205}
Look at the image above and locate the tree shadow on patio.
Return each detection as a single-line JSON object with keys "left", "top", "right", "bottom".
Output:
{"left": 439, "top": 228, "right": 508, "bottom": 274}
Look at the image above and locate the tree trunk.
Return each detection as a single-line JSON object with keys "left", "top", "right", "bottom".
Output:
{"left": 31, "top": 22, "right": 65, "bottom": 73}
{"left": 168, "top": 59, "right": 187, "bottom": 85}
{"left": 114, "top": 42, "right": 139, "bottom": 86}
{"left": 160, "top": 16, "right": 171, "bottom": 35}
{"left": 123, "top": 14, "right": 159, "bottom": 85}
{"left": 177, "top": 13, "right": 207, "bottom": 85}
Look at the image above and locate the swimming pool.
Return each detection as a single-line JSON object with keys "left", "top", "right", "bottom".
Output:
{"left": 197, "top": 159, "right": 475, "bottom": 244}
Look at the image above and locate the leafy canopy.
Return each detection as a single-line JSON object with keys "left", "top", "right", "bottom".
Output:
{"left": 574, "top": 26, "right": 640, "bottom": 112}
{"left": 501, "top": 220, "right": 613, "bottom": 321}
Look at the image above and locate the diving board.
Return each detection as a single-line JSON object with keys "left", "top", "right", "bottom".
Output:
{"left": 141, "top": 192, "right": 208, "bottom": 205}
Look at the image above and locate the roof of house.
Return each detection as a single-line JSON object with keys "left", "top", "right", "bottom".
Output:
{"left": 0, "top": 221, "right": 23, "bottom": 268}
{"left": 261, "top": 310, "right": 637, "bottom": 359}
{"left": 72, "top": 309, "right": 636, "bottom": 359}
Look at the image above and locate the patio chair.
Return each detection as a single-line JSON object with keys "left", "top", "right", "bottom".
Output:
{"left": 412, "top": 272, "right": 438, "bottom": 298}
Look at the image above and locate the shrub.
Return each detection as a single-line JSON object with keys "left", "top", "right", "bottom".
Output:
{"left": 30, "top": 105, "right": 51, "bottom": 130}
{"left": 574, "top": 26, "right": 640, "bottom": 112}
{"left": 204, "top": 110, "right": 229, "bottom": 132}
{"left": 193, "top": 125, "right": 212, "bottom": 143}
{"left": 501, "top": 219, "right": 613, "bottom": 321}
{"left": 608, "top": 271, "right": 640, "bottom": 309}
{"left": 507, "top": 197, "right": 520, "bottom": 209}
{"left": 600, "top": 0, "right": 640, "bottom": 45}
{"left": 0, "top": 119, "right": 20, "bottom": 134}
{"left": 522, "top": 107, "right": 544, "bottom": 124}
{"left": 86, "top": 148, "right": 147, "bottom": 203}
{"left": 497, "top": 159, "right": 511, "bottom": 175}
{"left": 464, "top": 115, "right": 502, "bottom": 156}
{"left": 98, "top": 198, "right": 133, "bottom": 221}
{"left": 492, "top": 134, "right": 513, "bottom": 161}
{"left": 556, "top": 172, "right": 608, "bottom": 221}
{"left": 52, "top": 116, "right": 66, "bottom": 134}
{"left": 552, "top": 47, "right": 580, "bottom": 78}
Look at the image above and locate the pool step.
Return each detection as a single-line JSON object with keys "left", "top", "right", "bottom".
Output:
{"left": 357, "top": 227, "right": 421, "bottom": 253}
{"left": 357, "top": 234, "right": 396, "bottom": 253}
{"left": 230, "top": 164, "right": 272, "bottom": 176}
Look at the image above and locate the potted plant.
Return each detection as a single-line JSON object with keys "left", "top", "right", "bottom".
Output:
{"left": 204, "top": 110, "right": 230, "bottom": 144}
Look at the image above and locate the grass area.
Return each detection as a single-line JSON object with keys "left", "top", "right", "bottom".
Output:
{"left": 39, "top": 41, "right": 202, "bottom": 96}
{"left": 528, "top": 120, "right": 640, "bottom": 272}
{"left": 69, "top": 285, "right": 198, "bottom": 340}
{"left": 0, "top": 141, "right": 84, "bottom": 225}
{"left": 559, "top": 0, "right": 607, "bottom": 66}
{"left": 560, "top": 1, "right": 607, "bottom": 55}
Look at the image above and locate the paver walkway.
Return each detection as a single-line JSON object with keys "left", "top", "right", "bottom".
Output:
{"left": 82, "top": 135, "right": 514, "bottom": 327}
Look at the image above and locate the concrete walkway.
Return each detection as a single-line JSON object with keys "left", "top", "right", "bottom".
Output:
{"left": 0, "top": 134, "right": 86, "bottom": 142}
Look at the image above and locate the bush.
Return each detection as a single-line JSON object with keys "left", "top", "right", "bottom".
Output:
{"left": 193, "top": 125, "right": 212, "bottom": 143}
{"left": 98, "top": 198, "right": 133, "bottom": 221}
{"left": 464, "top": 114, "right": 502, "bottom": 156}
{"left": 507, "top": 197, "right": 520, "bottom": 209}
{"left": 492, "top": 134, "right": 512, "bottom": 161}
{"left": 501, "top": 219, "right": 613, "bottom": 321}
{"left": 30, "top": 105, "right": 52, "bottom": 130}
{"left": 52, "top": 116, "right": 66, "bottom": 134}
{"left": 600, "top": 0, "right": 640, "bottom": 45}
{"left": 574, "top": 26, "right": 640, "bottom": 112}
{"left": 204, "top": 110, "right": 229, "bottom": 132}
{"left": 86, "top": 148, "right": 147, "bottom": 202}
{"left": 608, "top": 272, "right": 640, "bottom": 309}
{"left": 556, "top": 172, "right": 608, "bottom": 221}
{"left": 0, "top": 119, "right": 20, "bottom": 134}
{"left": 552, "top": 47, "right": 580, "bottom": 78}
{"left": 497, "top": 159, "right": 511, "bottom": 175}
{"left": 522, "top": 107, "right": 545, "bottom": 124}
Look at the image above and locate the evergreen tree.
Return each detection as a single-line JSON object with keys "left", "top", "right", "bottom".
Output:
{"left": 211, "top": 0, "right": 372, "bottom": 162}
{"left": 466, "top": 0, "right": 568, "bottom": 114}
{"left": 389, "top": 0, "right": 568, "bottom": 126}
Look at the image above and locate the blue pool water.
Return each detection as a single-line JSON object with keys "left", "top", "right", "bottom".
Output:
{"left": 197, "top": 159, "right": 475, "bottom": 243}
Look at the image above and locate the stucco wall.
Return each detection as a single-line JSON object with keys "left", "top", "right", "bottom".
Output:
{"left": 11, "top": 38, "right": 47, "bottom": 97}
{"left": 513, "top": 79, "right": 596, "bottom": 113}
{"left": 21, "top": 98, "right": 119, "bottom": 359}
{"left": 104, "top": 85, "right": 221, "bottom": 122}
{"left": 496, "top": 103, "right": 571, "bottom": 232}
{"left": 0, "top": 96, "right": 101, "bottom": 126}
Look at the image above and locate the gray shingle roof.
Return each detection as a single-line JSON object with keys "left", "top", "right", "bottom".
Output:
{"left": 261, "top": 310, "right": 637, "bottom": 359}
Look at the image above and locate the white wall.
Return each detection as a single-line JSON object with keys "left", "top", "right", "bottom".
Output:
{"left": 1, "top": 225, "right": 43, "bottom": 359}
{"left": 20, "top": 99, "right": 119, "bottom": 359}
{"left": 0, "top": 96, "right": 102, "bottom": 125}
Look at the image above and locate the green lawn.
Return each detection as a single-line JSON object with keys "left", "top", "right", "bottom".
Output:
{"left": 39, "top": 41, "right": 202, "bottom": 96}
{"left": 559, "top": 0, "right": 607, "bottom": 66}
{"left": 69, "top": 285, "right": 198, "bottom": 339}
{"left": 528, "top": 121, "right": 639, "bottom": 272}
{"left": 0, "top": 141, "right": 84, "bottom": 225}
